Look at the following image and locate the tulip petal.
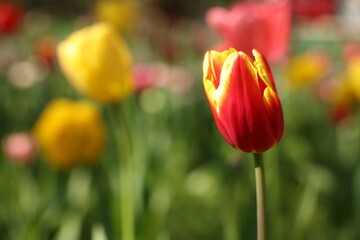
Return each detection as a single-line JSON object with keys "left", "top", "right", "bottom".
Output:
{"left": 216, "top": 52, "right": 275, "bottom": 152}
{"left": 263, "top": 87, "right": 284, "bottom": 141}
{"left": 213, "top": 50, "right": 239, "bottom": 112}
{"left": 203, "top": 50, "right": 234, "bottom": 144}
{"left": 253, "top": 49, "right": 284, "bottom": 142}
{"left": 252, "top": 49, "right": 276, "bottom": 90}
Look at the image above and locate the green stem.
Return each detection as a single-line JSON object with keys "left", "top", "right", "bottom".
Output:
{"left": 110, "top": 104, "right": 135, "bottom": 240}
{"left": 253, "top": 152, "right": 267, "bottom": 240}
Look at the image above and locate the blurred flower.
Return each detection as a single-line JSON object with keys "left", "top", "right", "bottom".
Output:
{"left": 33, "top": 99, "right": 106, "bottom": 170}
{"left": 134, "top": 62, "right": 193, "bottom": 94}
{"left": 2, "top": 132, "right": 37, "bottom": 165}
{"left": 292, "top": 0, "right": 335, "bottom": 19}
{"left": 331, "top": 105, "right": 353, "bottom": 125}
{"left": 343, "top": 42, "right": 360, "bottom": 63}
{"left": 344, "top": 57, "right": 360, "bottom": 101}
{"left": 203, "top": 49, "right": 283, "bottom": 153}
{"left": 285, "top": 51, "right": 330, "bottom": 89}
{"left": 325, "top": 77, "right": 355, "bottom": 124}
{"left": 205, "top": 0, "right": 291, "bottom": 63}
{"left": 0, "top": 2, "right": 23, "bottom": 35}
{"left": 57, "top": 22, "right": 134, "bottom": 103}
{"left": 33, "top": 35, "right": 57, "bottom": 69}
{"left": 320, "top": 48, "right": 359, "bottom": 124}
{"left": 94, "top": 0, "right": 138, "bottom": 33}
{"left": 7, "top": 59, "right": 48, "bottom": 88}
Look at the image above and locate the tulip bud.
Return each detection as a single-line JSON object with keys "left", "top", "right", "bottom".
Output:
{"left": 57, "top": 22, "right": 134, "bottom": 103}
{"left": 203, "top": 48, "right": 283, "bottom": 153}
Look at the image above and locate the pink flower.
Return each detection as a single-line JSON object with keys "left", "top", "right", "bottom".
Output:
{"left": 134, "top": 62, "right": 193, "bottom": 94}
{"left": 2, "top": 132, "right": 37, "bottom": 165}
{"left": 205, "top": 0, "right": 291, "bottom": 63}
{"left": 343, "top": 42, "right": 360, "bottom": 63}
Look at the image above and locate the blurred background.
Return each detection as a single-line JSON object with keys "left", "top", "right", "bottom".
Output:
{"left": 2, "top": 0, "right": 360, "bottom": 239}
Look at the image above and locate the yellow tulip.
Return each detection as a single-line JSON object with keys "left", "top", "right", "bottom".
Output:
{"left": 328, "top": 76, "right": 355, "bottom": 124}
{"left": 34, "top": 99, "right": 106, "bottom": 169}
{"left": 346, "top": 56, "right": 360, "bottom": 101}
{"left": 285, "top": 51, "right": 329, "bottom": 88}
{"left": 57, "top": 22, "right": 134, "bottom": 103}
{"left": 94, "top": 0, "right": 138, "bottom": 33}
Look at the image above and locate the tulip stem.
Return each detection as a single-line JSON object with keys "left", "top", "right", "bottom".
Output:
{"left": 253, "top": 152, "right": 267, "bottom": 240}
{"left": 110, "top": 104, "right": 135, "bottom": 240}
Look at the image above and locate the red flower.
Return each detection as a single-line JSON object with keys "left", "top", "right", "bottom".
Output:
{"left": 0, "top": 2, "right": 23, "bottom": 35}
{"left": 343, "top": 42, "right": 360, "bottom": 63}
{"left": 331, "top": 104, "right": 353, "bottom": 125}
{"left": 292, "top": 0, "right": 335, "bottom": 19}
{"left": 205, "top": 0, "right": 291, "bottom": 63}
{"left": 203, "top": 49, "right": 283, "bottom": 153}
{"left": 33, "top": 36, "right": 57, "bottom": 69}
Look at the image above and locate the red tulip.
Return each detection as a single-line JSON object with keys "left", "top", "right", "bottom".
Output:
{"left": 203, "top": 48, "right": 283, "bottom": 153}
{"left": 0, "top": 2, "right": 23, "bottom": 35}
{"left": 205, "top": 0, "right": 291, "bottom": 63}
{"left": 292, "top": 0, "right": 335, "bottom": 19}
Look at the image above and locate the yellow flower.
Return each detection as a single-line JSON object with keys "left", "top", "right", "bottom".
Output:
{"left": 34, "top": 99, "right": 106, "bottom": 169}
{"left": 329, "top": 74, "right": 354, "bottom": 106}
{"left": 94, "top": 0, "right": 138, "bottom": 33}
{"left": 57, "top": 22, "right": 134, "bottom": 103}
{"left": 346, "top": 56, "right": 360, "bottom": 101}
{"left": 325, "top": 74, "right": 356, "bottom": 124}
{"left": 285, "top": 51, "right": 329, "bottom": 88}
